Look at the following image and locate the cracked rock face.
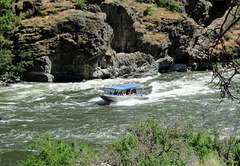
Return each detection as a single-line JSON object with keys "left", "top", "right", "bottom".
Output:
{"left": 114, "top": 51, "right": 158, "bottom": 78}
{"left": 19, "top": 9, "right": 115, "bottom": 82}
{"left": 19, "top": 2, "right": 161, "bottom": 82}
{"left": 16, "top": 0, "right": 239, "bottom": 82}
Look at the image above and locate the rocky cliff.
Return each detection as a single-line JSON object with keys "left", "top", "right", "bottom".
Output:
{"left": 13, "top": 0, "right": 240, "bottom": 82}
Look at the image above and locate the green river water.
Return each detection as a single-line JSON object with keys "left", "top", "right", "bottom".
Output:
{"left": 0, "top": 71, "right": 239, "bottom": 165}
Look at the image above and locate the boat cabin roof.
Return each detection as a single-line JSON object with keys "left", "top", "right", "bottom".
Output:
{"left": 105, "top": 83, "right": 145, "bottom": 90}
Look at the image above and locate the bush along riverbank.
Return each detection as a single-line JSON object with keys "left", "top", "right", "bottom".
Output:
{"left": 17, "top": 117, "right": 240, "bottom": 166}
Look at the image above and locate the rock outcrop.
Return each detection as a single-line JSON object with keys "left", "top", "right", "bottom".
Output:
{"left": 92, "top": 51, "right": 158, "bottom": 78}
{"left": 12, "top": 0, "right": 240, "bottom": 82}
{"left": 17, "top": 9, "right": 114, "bottom": 81}
{"left": 101, "top": 2, "right": 212, "bottom": 71}
{"left": 114, "top": 51, "right": 158, "bottom": 78}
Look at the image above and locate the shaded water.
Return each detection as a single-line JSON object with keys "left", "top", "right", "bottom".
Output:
{"left": 0, "top": 71, "right": 239, "bottom": 165}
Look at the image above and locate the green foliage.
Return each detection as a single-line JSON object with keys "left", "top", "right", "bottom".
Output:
{"left": 0, "top": 0, "right": 18, "bottom": 43}
{"left": 77, "top": 33, "right": 88, "bottom": 44}
{"left": 0, "top": 151, "right": 4, "bottom": 162}
{"left": 0, "top": 34, "right": 13, "bottom": 49}
{"left": 187, "top": 129, "right": 216, "bottom": 160}
{"left": 0, "top": 49, "right": 15, "bottom": 75}
{"left": 156, "top": 0, "right": 179, "bottom": 11}
{"left": 12, "top": 51, "right": 33, "bottom": 74}
{"left": 201, "top": 153, "right": 226, "bottom": 166}
{"left": 231, "top": 139, "right": 240, "bottom": 166}
{"left": 76, "top": 0, "right": 86, "bottom": 10}
{"left": 40, "top": 11, "right": 48, "bottom": 17}
{"left": 111, "top": 135, "right": 140, "bottom": 165}
{"left": 233, "top": 58, "right": 240, "bottom": 67}
{"left": 225, "top": 33, "right": 233, "bottom": 41}
{"left": 110, "top": 118, "right": 192, "bottom": 165}
{"left": 143, "top": 4, "right": 155, "bottom": 15}
{"left": 0, "top": 50, "right": 33, "bottom": 77}
{"left": 138, "top": 0, "right": 179, "bottom": 11}
{"left": 137, "top": 0, "right": 154, "bottom": 3}
{"left": 0, "top": 0, "right": 33, "bottom": 79}
{"left": 111, "top": 118, "right": 240, "bottom": 166}
{"left": 0, "top": 0, "right": 12, "bottom": 15}
{"left": 219, "top": 136, "right": 240, "bottom": 166}
{"left": 19, "top": 133, "right": 95, "bottom": 166}
{"left": 18, "top": 119, "right": 240, "bottom": 166}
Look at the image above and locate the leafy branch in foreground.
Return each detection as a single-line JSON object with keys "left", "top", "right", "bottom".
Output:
{"left": 18, "top": 133, "right": 95, "bottom": 166}
{"left": 137, "top": 0, "right": 179, "bottom": 11}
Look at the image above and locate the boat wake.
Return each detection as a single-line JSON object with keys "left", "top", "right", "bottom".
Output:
{"left": 89, "top": 97, "right": 110, "bottom": 105}
{"left": 110, "top": 98, "right": 150, "bottom": 106}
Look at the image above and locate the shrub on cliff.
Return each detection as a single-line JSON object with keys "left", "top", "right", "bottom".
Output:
{"left": 0, "top": 0, "right": 18, "bottom": 78}
{"left": 143, "top": 4, "right": 156, "bottom": 15}
{"left": 137, "top": 0, "right": 179, "bottom": 11}
{"left": 0, "top": 0, "right": 18, "bottom": 49}
{"left": 76, "top": 0, "right": 87, "bottom": 9}
{"left": 0, "top": 50, "right": 33, "bottom": 79}
{"left": 0, "top": 49, "right": 15, "bottom": 76}
{"left": 156, "top": 0, "right": 179, "bottom": 11}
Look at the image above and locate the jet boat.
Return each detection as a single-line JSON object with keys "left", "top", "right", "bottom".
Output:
{"left": 100, "top": 83, "right": 148, "bottom": 103}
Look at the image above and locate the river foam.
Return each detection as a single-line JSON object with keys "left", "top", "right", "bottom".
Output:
{"left": 0, "top": 71, "right": 239, "bottom": 160}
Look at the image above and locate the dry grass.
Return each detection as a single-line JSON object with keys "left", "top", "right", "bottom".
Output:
{"left": 105, "top": 0, "right": 185, "bottom": 20}
{"left": 213, "top": 21, "right": 240, "bottom": 55}
{"left": 134, "top": 2, "right": 180, "bottom": 45}
{"left": 20, "top": 9, "right": 83, "bottom": 27}
{"left": 18, "top": 0, "right": 197, "bottom": 46}
{"left": 105, "top": 0, "right": 118, "bottom": 3}
{"left": 144, "top": 33, "right": 167, "bottom": 45}
{"left": 16, "top": 0, "right": 76, "bottom": 26}
{"left": 189, "top": 153, "right": 226, "bottom": 166}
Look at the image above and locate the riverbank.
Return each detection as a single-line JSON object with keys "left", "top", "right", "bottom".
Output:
{"left": 0, "top": 76, "right": 22, "bottom": 87}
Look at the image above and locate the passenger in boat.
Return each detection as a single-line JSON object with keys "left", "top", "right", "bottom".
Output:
{"left": 114, "top": 90, "right": 118, "bottom": 95}
{"left": 132, "top": 89, "right": 136, "bottom": 95}
{"left": 126, "top": 89, "right": 130, "bottom": 95}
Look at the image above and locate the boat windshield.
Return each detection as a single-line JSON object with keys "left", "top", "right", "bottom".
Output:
{"left": 103, "top": 89, "right": 120, "bottom": 95}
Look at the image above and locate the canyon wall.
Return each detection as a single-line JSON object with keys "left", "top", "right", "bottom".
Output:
{"left": 14, "top": 0, "right": 240, "bottom": 82}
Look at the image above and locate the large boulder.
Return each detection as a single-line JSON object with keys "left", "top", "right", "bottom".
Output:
{"left": 114, "top": 51, "right": 158, "bottom": 78}
{"left": 92, "top": 51, "right": 158, "bottom": 79}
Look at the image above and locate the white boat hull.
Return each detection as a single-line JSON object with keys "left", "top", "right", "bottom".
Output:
{"left": 100, "top": 94, "right": 148, "bottom": 103}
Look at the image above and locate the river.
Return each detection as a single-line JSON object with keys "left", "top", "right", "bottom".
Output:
{"left": 0, "top": 71, "right": 239, "bottom": 165}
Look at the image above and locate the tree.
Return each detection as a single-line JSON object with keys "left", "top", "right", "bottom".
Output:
{"left": 0, "top": 0, "right": 33, "bottom": 79}
{"left": 0, "top": 49, "right": 15, "bottom": 76}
